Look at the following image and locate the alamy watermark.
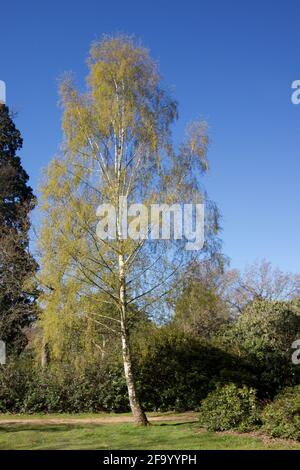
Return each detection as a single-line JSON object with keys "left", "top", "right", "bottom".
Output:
{"left": 0, "top": 341, "right": 6, "bottom": 365}
{"left": 96, "top": 197, "right": 204, "bottom": 251}
{"left": 0, "top": 80, "right": 6, "bottom": 104}
{"left": 291, "top": 80, "right": 300, "bottom": 105}
{"left": 289, "top": 82, "right": 300, "bottom": 364}
{"left": 292, "top": 339, "right": 300, "bottom": 365}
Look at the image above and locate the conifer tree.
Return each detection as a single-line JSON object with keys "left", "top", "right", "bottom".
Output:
{"left": 0, "top": 103, "right": 37, "bottom": 354}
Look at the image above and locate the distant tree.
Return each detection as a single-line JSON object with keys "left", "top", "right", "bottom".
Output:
{"left": 223, "top": 260, "right": 300, "bottom": 314}
{"left": 0, "top": 104, "right": 37, "bottom": 354}
{"left": 173, "top": 281, "right": 229, "bottom": 338}
{"left": 172, "top": 261, "right": 230, "bottom": 337}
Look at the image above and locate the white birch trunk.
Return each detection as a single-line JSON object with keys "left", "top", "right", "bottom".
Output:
{"left": 119, "top": 253, "right": 148, "bottom": 425}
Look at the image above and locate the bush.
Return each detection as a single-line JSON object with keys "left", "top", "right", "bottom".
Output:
{"left": 214, "top": 301, "right": 300, "bottom": 398}
{"left": 0, "top": 358, "right": 32, "bottom": 412}
{"left": 261, "top": 386, "right": 300, "bottom": 441}
{"left": 136, "top": 328, "right": 257, "bottom": 412}
{"left": 198, "top": 383, "right": 260, "bottom": 431}
{"left": 0, "top": 357, "right": 129, "bottom": 413}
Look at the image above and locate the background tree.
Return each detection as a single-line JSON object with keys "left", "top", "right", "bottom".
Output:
{"left": 172, "top": 260, "right": 230, "bottom": 337}
{"left": 0, "top": 104, "right": 37, "bottom": 355}
{"left": 220, "top": 259, "right": 300, "bottom": 315}
{"left": 38, "top": 35, "right": 221, "bottom": 425}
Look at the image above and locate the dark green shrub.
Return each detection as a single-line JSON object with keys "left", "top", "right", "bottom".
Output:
{"left": 0, "top": 357, "right": 34, "bottom": 412}
{"left": 214, "top": 301, "right": 300, "bottom": 398}
{"left": 198, "top": 383, "right": 260, "bottom": 431}
{"left": 261, "top": 386, "right": 300, "bottom": 441}
{"left": 0, "top": 357, "right": 129, "bottom": 413}
{"left": 136, "top": 328, "right": 257, "bottom": 412}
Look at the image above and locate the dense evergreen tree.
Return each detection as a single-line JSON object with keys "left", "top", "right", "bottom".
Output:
{"left": 0, "top": 104, "right": 37, "bottom": 355}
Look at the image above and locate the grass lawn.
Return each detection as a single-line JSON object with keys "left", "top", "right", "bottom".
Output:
{"left": 0, "top": 414, "right": 299, "bottom": 450}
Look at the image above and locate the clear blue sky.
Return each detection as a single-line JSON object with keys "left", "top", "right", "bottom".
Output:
{"left": 1, "top": 0, "right": 300, "bottom": 272}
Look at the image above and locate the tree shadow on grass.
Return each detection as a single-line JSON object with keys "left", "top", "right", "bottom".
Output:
{"left": 155, "top": 421, "right": 198, "bottom": 427}
{"left": 0, "top": 425, "right": 74, "bottom": 433}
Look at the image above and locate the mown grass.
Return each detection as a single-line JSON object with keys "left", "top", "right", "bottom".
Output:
{"left": 0, "top": 420, "right": 299, "bottom": 450}
{"left": 0, "top": 411, "right": 181, "bottom": 420}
